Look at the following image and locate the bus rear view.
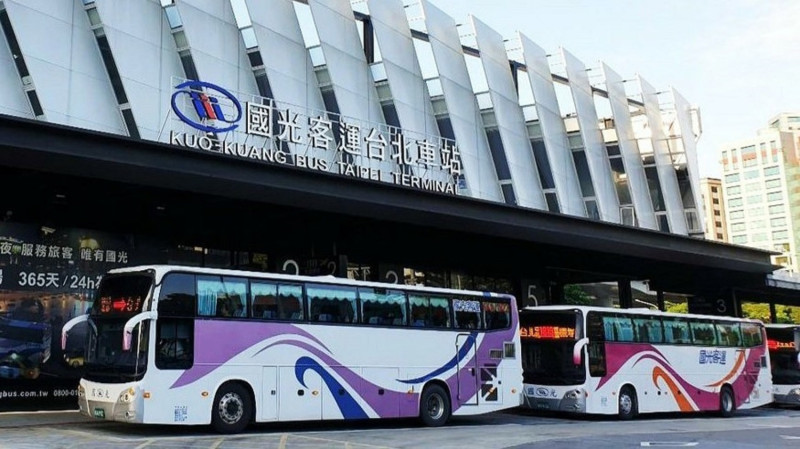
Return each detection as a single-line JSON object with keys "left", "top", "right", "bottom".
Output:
{"left": 766, "top": 324, "right": 800, "bottom": 406}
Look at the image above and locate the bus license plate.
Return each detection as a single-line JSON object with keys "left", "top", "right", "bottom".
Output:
{"left": 535, "top": 402, "right": 550, "bottom": 410}
{"left": 93, "top": 408, "right": 105, "bottom": 419}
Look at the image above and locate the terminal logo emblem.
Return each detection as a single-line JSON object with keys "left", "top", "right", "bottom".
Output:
{"left": 171, "top": 80, "right": 242, "bottom": 133}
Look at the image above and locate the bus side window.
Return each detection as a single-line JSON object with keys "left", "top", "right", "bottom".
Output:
{"left": 587, "top": 312, "right": 606, "bottom": 377}
{"left": 156, "top": 319, "right": 194, "bottom": 370}
{"left": 307, "top": 284, "right": 357, "bottom": 323}
{"left": 663, "top": 319, "right": 690, "bottom": 344}
{"left": 453, "top": 297, "right": 482, "bottom": 330}
{"left": 483, "top": 300, "right": 510, "bottom": 330}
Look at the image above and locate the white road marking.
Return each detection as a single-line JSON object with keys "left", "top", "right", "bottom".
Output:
{"left": 640, "top": 443, "right": 698, "bottom": 447}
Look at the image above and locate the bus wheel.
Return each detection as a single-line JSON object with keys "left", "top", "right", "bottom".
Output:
{"left": 719, "top": 386, "right": 736, "bottom": 418}
{"left": 420, "top": 384, "right": 451, "bottom": 427}
{"left": 211, "top": 383, "right": 252, "bottom": 434}
{"left": 618, "top": 386, "right": 637, "bottom": 420}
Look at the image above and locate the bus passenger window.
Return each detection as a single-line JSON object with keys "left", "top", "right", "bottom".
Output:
{"left": 483, "top": 301, "right": 510, "bottom": 330}
{"left": 307, "top": 284, "right": 357, "bottom": 323}
{"left": 359, "top": 288, "right": 407, "bottom": 326}
{"left": 429, "top": 297, "right": 451, "bottom": 328}
{"left": 454, "top": 298, "right": 482, "bottom": 330}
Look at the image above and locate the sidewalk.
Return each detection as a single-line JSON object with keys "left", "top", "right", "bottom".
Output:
{"left": 0, "top": 410, "right": 96, "bottom": 428}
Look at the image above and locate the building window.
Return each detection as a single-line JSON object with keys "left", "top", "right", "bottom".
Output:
{"left": 730, "top": 210, "right": 744, "bottom": 219}
{"left": 716, "top": 233, "right": 723, "bottom": 239}
{"left": 746, "top": 194, "right": 761, "bottom": 205}
{"left": 764, "top": 166, "right": 780, "bottom": 177}
{"left": 767, "top": 192, "right": 783, "bottom": 202}
{"left": 769, "top": 204, "right": 784, "bottom": 215}
{"left": 711, "top": 186, "right": 718, "bottom": 193}
{"left": 714, "top": 210, "right": 721, "bottom": 216}
{"left": 743, "top": 169, "right": 759, "bottom": 180}
{"left": 765, "top": 179, "right": 781, "bottom": 189}
{"left": 752, "top": 233, "right": 767, "bottom": 243}
{"left": 712, "top": 198, "right": 719, "bottom": 205}
{"left": 732, "top": 235, "right": 747, "bottom": 244}
{"left": 773, "top": 230, "right": 789, "bottom": 240}
{"left": 770, "top": 217, "right": 786, "bottom": 227}
{"left": 724, "top": 173, "right": 740, "bottom": 184}
{"left": 728, "top": 198, "right": 743, "bottom": 207}
{"left": 731, "top": 223, "right": 746, "bottom": 232}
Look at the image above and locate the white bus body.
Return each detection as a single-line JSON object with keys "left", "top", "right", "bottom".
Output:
{"left": 520, "top": 306, "right": 772, "bottom": 418}
{"left": 63, "top": 265, "right": 522, "bottom": 432}
{"left": 765, "top": 324, "right": 800, "bottom": 406}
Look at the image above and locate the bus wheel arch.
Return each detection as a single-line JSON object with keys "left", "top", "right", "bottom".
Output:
{"left": 719, "top": 384, "right": 736, "bottom": 417}
{"left": 617, "top": 384, "right": 638, "bottom": 420}
{"left": 211, "top": 380, "right": 254, "bottom": 434}
{"left": 419, "top": 381, "right": 451, "bottom": 427}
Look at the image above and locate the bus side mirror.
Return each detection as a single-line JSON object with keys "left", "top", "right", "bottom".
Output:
{"left": 122, "top": 311, "right": 158, "bottom": 351}
{"left": 61, "top": 314, "right": 89, "bottom": 351}
{"left": 573, "top": 337, "right": 589, "bottom": 366}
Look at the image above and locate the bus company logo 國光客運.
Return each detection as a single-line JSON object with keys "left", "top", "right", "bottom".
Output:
{"left": 171, "top": 80, "right": 242, "bottom": 133}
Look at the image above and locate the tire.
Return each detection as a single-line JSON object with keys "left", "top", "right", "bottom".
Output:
{"left": 419, "top": 384, "right": 451, "bottom": 427}
{"left": 211, "top": 383, "right": 252, "bottom": 434}
{"left": 618, "top": 386, "right": 637, "bottom": 420}
{"left": 719, "top": 386, "right": 736, "bottom": 418}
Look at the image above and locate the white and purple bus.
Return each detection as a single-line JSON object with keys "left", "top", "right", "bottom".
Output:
{"left": 62, "top": 265, "right": 522, "bottom": 433}
{"left": 520, "top": 306, "right": 772, "bottom": 419}
{"left": 765, "top": 324, "right": 800, "bottom": 406}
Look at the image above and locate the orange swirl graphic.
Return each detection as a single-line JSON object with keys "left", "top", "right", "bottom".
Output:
{"left": 652, "top": 366, "right": 694, "bottom": 412}
{"left": 706, "top": 350, "right": 745, "bottom": 388}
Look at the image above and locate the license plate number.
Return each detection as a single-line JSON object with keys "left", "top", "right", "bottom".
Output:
{"left": 535, "top": 402, "right": 550, "bottom": 409}
{"left": 93, "top": 408, "right": 105, "bottom": 419}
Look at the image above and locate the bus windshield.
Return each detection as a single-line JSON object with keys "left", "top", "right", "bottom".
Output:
{"left": 520, "top": 310, "right": 584, "bottom": 385}
{"left": 85, "top": 273, "right": 153, "bottom": 382}
{"left": 767, "top": 326, "right": 800, "bottom": 385}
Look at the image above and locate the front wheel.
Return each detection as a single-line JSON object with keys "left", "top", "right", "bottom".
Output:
{"left": 618, "top": 386, "right": 637, "bottom": 420}
{"left": 419, "top": 384, "right": 451, "bottom": 427}
{"left": 211, "top": 383, "right": 252, "bottom": 434}
{"left": 719, "top": 386, "right": 736, "bottom": 418}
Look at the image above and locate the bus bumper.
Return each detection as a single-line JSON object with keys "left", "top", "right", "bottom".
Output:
{"left": 522, "top": 386, "right": 586, "bottom": 412}
{"left": 78, "top": 381, "right": 144, "bottom": 423}
{"left": 774, "top": 388, "right": 800, "bottom": 406}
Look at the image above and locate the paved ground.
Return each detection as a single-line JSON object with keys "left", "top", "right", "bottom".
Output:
{"left": 1, "top": 406, "right": 800, "bottom": 448}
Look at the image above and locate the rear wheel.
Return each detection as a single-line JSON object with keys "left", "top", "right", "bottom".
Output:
{"left": 419, "top": 384, "right": 451, "bottom": 427}
{"left": 211, "top": 383, "right": 252, "bottom": 434}
{"left": 719, "top": 386, "right": 736, "bottom": 417}
{"left": 618, "top": 386, "right": 637, "bottom": 420}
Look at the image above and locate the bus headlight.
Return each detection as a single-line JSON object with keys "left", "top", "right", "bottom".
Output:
{"left": 789, "top": 388, "right": 800, "bottom": 396}
{"left": 118, "top": 388, "right": 136, "bottom": 404}
{"left": 565, "top": 389, "right": 582, "bottom": 400}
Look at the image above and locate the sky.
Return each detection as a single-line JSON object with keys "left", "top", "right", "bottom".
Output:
{"left": 427, "top": 0, "right": 800, "bottom": 178}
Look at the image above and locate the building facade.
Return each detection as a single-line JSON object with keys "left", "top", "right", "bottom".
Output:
{"left": 0, "top": 0, "right": 705, "bottom": 236}
{"left": 700, "top": 177, "right": 728, "bottom": 242}
{"left": 720, "top": 112, "right": 800, "bottom": 272}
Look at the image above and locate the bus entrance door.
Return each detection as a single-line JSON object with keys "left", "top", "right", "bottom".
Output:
{"left": 456, "top": 333, "right": 479, "bottom": 405}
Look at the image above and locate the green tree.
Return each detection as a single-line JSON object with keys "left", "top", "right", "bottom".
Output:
{"left": 665, "top": 302, "right": 688, "bottom": 314}
{"left": 562, "top": 284, "right": 593, "bottom": 306}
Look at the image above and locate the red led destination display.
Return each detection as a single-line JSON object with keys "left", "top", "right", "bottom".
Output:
{"left": 520, "top": 325, "right": 575, "bottom": 340}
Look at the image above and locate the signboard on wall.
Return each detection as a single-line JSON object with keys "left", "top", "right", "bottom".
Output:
{"left": 167, "top": 79, "right": 462, "bottom": 196}
{"left": 0, "top": 222, "right": 139, "bottom": 411}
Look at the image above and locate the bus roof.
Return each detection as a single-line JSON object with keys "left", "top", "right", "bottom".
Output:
{"left": 521, "top": 304, "right": 764, "bottom": 325}
{"left": 106, "top": 265, "right": 515, "bottom": 300}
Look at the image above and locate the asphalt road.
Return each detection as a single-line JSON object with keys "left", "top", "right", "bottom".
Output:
{"left": 2, "top": 406, "right": 800, "bottom": 449}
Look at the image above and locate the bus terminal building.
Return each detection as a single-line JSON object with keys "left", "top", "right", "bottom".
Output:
{"left": 0, "top": 0, "right": 795, "bottom": 409}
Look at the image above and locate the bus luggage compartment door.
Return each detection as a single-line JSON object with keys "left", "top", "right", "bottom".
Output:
{"left": 456, "top": 333, "right": 479, "bottom": 405}
{"left": 259, "top": 367, "right": 278, "bottom": 421}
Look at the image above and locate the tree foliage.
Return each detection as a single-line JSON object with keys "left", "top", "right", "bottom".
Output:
{"left": 562, "top": 284, "right": 593, "bottom": 306}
